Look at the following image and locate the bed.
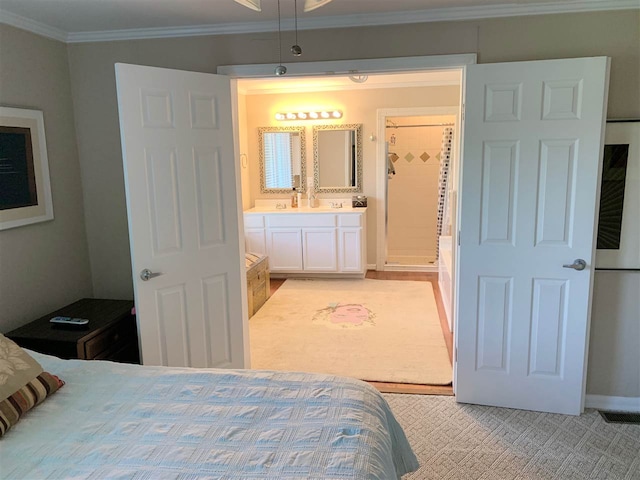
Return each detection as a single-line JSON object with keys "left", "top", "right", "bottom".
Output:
{"left": 1, "top": 349, "right": 419, "bottom": 479}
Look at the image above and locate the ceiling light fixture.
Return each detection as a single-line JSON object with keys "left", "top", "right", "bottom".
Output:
{"left": 233, "top": 0, "right": 261, "bottom": 12}
{"left": 348, "top": 72, "right": 369, "bottom": 83}
{"left": 303, "top": 0, "right": 334, "bottom": 12}
{"left": 275, "top": 110, "right": 343, "bottom": 121}
{"left": 234, "top": 0, "right": 334, "bottom": 14}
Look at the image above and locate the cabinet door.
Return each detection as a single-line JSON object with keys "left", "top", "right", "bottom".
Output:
{"left": 339, "top": 228, "right": 363, "bottom": 273}
{"left": 303, "top": 228, "right": 337, "bottom": 272}
{"left": 267, "top": 228, "right": 303, "bottom": 271}
{"left": 245, "top": 228, "right": 266, "bottom": 256}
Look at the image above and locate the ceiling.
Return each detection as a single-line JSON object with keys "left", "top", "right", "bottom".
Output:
{"left": 238, "top": 70, "right": 462, "bottom": 94}
{"left": 0, "top": 0, "right": 634, "bottom": 43}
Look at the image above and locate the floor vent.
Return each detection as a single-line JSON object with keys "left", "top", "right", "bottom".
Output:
{"left": 599, "top": 411, "right": 640, "bottom": 424}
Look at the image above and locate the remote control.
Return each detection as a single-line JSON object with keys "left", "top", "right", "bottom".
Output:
{"left": 50, "top": 316, "right": 89, "bottom": 325}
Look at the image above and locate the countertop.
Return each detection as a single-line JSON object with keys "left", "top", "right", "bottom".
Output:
{"left": 244, "top": 206, "right": 367, "bottom": 214}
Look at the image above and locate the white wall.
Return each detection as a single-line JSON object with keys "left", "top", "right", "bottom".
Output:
{"left": 587, "top": 272, "right": 640, "bottom": 397}
{"left": 0, "top": 25, "right": 93, "bottom": 332}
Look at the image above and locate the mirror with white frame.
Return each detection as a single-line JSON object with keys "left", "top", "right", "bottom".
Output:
{"left": 313, "top": 124, "right": 363, "bottom": 194}
{"left": 258, "top": 126, "right": 306, "bottom": 194}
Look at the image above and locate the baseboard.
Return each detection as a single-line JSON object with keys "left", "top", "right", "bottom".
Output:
{"left": 585, "top": 394, "right": 640, "bottom": 412}
{"left": 382, "top": 264, "right": 439, "bottom": 272}
{"left": 366, "top": 264, "right": 377, "bottom": 271}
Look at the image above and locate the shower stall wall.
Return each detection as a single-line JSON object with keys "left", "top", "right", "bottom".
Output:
{"left": 385, "top": 116, "right": 454, "bottom": 267}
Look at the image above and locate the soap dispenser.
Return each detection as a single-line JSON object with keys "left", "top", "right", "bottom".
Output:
{"left": 291, "top": 188, "right": 298, "bottom": 208}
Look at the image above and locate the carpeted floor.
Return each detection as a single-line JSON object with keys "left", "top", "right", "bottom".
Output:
{"left": 250, "top": 278, "right": 452, "bottom": 385}
{"left": 383, "top": 393, "right": 640, "bottom": 479}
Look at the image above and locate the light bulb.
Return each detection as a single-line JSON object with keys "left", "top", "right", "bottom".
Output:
{"left": 332, "top": 110, "right": 342, "bottom": 118}
{"left": 309, "top": 112, "right": 319, "bottom": 119}
{"left": 275, "top": 113, "right": 285, "bottom": 120}
{"left": 321, "top": 111, "right": 330, "bottom": 118}
{"left": 286, "top": 113, "right": 296, "bottom": 120}
{"left": 297, "top": 112, "right": 307, "bottom": 119}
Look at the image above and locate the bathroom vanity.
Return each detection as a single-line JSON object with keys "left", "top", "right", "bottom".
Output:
{"left": 244, "top": 204, "right": 367, "bottom": 277}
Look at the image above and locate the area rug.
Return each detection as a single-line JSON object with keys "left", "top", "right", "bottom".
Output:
{"left": 249, "top": 278, "right": 452, "bottom": 385}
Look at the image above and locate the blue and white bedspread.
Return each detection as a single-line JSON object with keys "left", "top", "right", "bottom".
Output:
{"left": 1, "top": 351, "right": 419, "bottom": 479}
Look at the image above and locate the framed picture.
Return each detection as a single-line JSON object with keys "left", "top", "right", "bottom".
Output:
{"left": 0, "top": 107, "right": 54, "bottom": 230}
{"left": 595, "top": 120, "right": 640, "bottom": 269}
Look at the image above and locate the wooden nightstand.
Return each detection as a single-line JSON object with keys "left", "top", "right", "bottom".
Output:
{"left": 6, "top": 298, "right": 140, "bottom": 364}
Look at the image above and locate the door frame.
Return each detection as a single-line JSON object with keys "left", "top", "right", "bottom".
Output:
{"left": 218, "top": 54, "right": 474, "bottom": 382}
{"left": 218, "top": 54, "right": 476, "bottom": 78}
{"left": 375, "top": 105, "right": 461, "bottom": 273}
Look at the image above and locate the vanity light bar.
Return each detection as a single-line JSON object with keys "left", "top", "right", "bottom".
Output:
{"left": 275, "top": 110, "right": 342, "bottom": 121}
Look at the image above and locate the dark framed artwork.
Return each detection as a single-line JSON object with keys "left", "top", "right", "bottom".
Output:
{"left": 0, "top": 107, "right": 54, "bottom": 230}
{"left": 596, "top": 120, "right": 639, "bottom": 269}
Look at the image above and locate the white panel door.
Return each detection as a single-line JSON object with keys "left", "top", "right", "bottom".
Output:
{"left": 456, "top": 57, "right": 609, "bottom": 414}
{"left": 115, "top": 63, "right": 247, "bottom": 369}
{"left": 303, "top": 228, "right": 338, "bottom": 271}
{"left": 267, "top": 229, "right": 303, "bottom": 271}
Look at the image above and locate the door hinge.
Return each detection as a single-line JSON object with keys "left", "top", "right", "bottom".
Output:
{"left": 454, "top": 348, "right": 458, "bottom": 362}
{"left": 458, "top": 231, "right": 461, "bottom": 246}
{"left": 462, "top": 103, "right": 465, "bottom": 121}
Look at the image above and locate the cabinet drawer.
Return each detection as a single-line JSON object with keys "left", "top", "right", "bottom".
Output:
{"left": 244, "top": 215, "right": 265, "bottom": 228}
{"left": 268, "top": 214, "right": 336, "bottom": 228}
{"left": 339, "top": 214, "right": 363, "bottom": 227}
{"left": 83, "top": 319, "right": 133, "bottom": 359}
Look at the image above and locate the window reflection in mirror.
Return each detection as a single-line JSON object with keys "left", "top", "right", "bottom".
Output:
{"left": 258, "top": 126, "right": 306, "bottom": 194}
{"left": 313, "top": 124, "right": 363, "bottom": 194}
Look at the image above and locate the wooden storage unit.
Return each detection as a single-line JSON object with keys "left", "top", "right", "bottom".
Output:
{"left": 6, "top": 298, "right": 140, "bottom": 363}
{"left": 246, "top": 253, "right": 270, "bottom": 317}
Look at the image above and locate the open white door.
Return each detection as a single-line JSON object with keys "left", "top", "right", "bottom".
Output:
{"left": 456, "top": 57, "right": 609, "bottom": 414}
{"left": 116, "top": 63, "right": 248, "bottom": 368}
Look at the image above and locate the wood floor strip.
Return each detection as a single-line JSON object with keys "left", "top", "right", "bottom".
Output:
{"left": 368, "top": 381, "right": 454, "bottom": 396}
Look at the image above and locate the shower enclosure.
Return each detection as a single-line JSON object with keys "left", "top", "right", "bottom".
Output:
{"left": 384, "top": 115, "right": 455, "bottom": 269}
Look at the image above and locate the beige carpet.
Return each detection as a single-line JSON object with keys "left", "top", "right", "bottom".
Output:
{"left": 384, "top": 394, "right": 640, "bottom": 479}
{"left": 250, "top": 278, "right": 452, "bottom": 385}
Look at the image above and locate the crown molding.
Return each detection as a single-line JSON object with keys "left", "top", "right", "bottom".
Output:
{"left": 0, "top": 8, "right": 67, "bottom": 42}
{"left": 1, "top": 0, "right": 638, "bottom": 44}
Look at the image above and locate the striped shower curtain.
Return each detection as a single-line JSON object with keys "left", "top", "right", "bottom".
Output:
{"left": 436, "top": 127, "right": 454, "bottom": 259}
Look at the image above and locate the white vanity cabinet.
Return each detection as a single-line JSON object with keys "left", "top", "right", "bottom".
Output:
{"left": 268, "top": 229, "right": 303, "bottom": 271}
{"left": 244, "top": 208, "right": 366, "bottom": 276}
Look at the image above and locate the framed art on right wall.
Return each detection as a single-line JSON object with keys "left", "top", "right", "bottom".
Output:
{"left": 596, "top": 120, "right": 640, "bottom": 269}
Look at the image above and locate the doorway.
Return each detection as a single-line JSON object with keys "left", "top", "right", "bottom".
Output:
{"left": 233, "top": 68, "right": 463, "bottom": 390}
{"left": 377, "top": 109, "right": 459, "bottom": 274}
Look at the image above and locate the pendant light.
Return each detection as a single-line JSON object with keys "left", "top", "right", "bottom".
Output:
{"left": 290, "top": 0, "right": 302, "bottom": 56}
{"left": 274, "top": 0, "right": 287, "bottom": 75}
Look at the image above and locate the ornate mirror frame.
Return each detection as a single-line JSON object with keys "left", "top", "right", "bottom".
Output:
{"left": 312, "top": 123, "right": 363, "bottom": 194}
{"left": 258, "top": 126, "right": 307, "bottom": 194}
